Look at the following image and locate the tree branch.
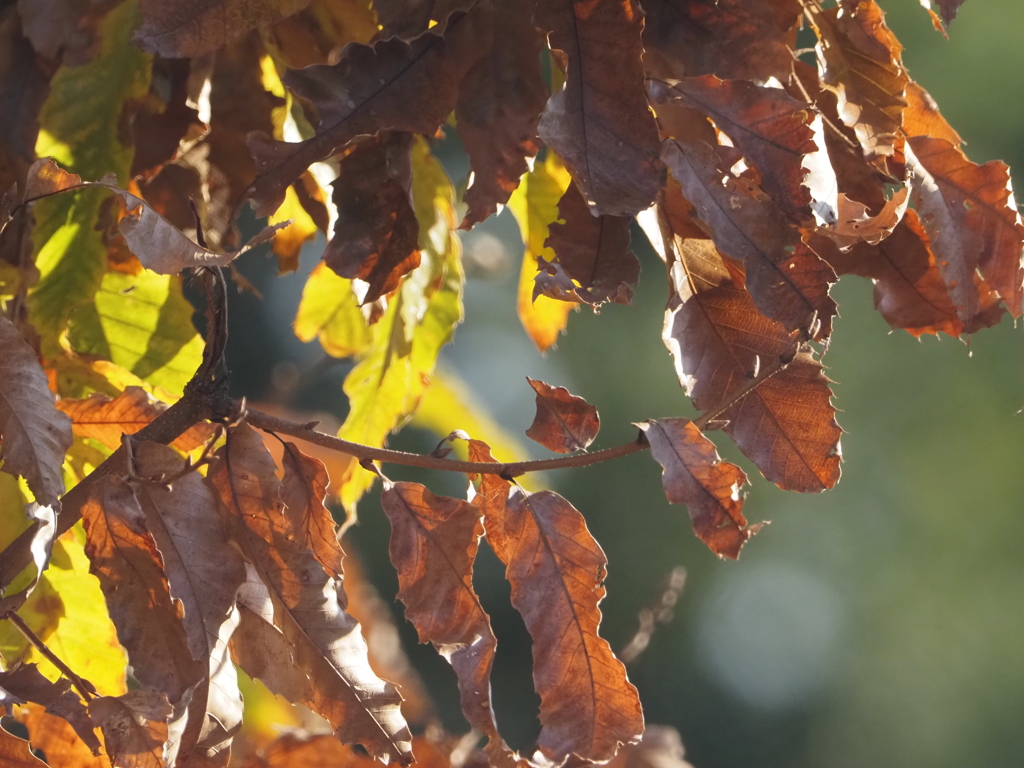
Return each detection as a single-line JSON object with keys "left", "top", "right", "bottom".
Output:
{"left": 2, "top": 610, "right": 95, "bottom": 701}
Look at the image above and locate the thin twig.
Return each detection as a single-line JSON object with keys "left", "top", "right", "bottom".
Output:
{"left": 2, "top": 611, "right": 94, "bottom": 701}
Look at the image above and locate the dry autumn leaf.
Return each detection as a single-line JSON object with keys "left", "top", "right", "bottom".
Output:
{"left": 0, "top": 663, "right": 101, "bottom": 755}
{"left": 525, "top": 377, "right": 600, "bottom": 454}
{"left": 88, "top": 689, "right": 173, "bottom": 768}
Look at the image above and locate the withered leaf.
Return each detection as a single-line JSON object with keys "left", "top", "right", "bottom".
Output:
{"left": 659, "top": 237, "right": 842, "bottom": 492}
{"left": 80, "top": 476, "right": 204, "bottom": 708}
{"left": 544, "top": 183, "right": 641, "bottom": 307}
{"left": 380, "top": 481, "right": 513, "bottom": 766}
{"left": 525, "top": 377, "right": 600, "bottom": 454}
{"left": 0, "top": 664, "right": 101, "bottom": 756}
{"left": 903, "top": 81, "right": 962, "bottom": 147}
{"left": 491, "top": 488, "right": 643, "bottom": 764}
{"left": 324, "top": 132, "right": 420, "bottom": 305}
{"left": 208, "top": 422, "right": 412, "bottom": 765}
{"left": 0, "top": 17, "right": 49, "bottom": 198}
{"left": 131, "top": 442, "right": 247, "bottom": 765}
{"left": 16, "top": 704, "right": 110, "bottom": 768}
{"left": 822, "top": 187, "right": 908, "bottom": 250}
{"left": 0, "top": 724, "right": 45, "bottom": 768}
{"left": 638, "top": 418, "right": 757, "bottom": 559}
{"left": 135, "top": 0, "right": 311, "bottom": 58}
{"left": 247, "top": 5, "right": 493, "bottom": 216}
{"left": 641, "top": 0, "right": 802, "bottom": 83}
{"left": 235, "top": 732, "right": 357, "bottom": 768}
{"left": 923, "top": 0, "right": 967, "bottom": 28}
{"left": 536, "top": 0, "right": 663, "bottom": 217}
{"left": 466, "top": 439, "right": 513, "bottom": 564}
{"left": 456, "top": 0, "right": 548, "bottom": 228}
{"left": 906, "top": 137, "right": 1024, "bottom": 318}
{"left": 57, "top": 386, "right": 215, "bottom": 453}
{"left": 662, "top": 139, "right": 837, "bottom": 339}
{"left": 653, "top": 77, "right": 834, "bottom": 221}
{"left": 279, "top": 442, "right": 345, "bottom": 581}
{"left": 89, "top": 690, "right": 172, "bottom": 768}
{"left": 0, "top": 312, "right": 73, "bottom": 508}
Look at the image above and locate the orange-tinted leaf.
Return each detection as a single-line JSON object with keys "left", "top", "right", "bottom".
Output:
{"left": 236, "top": 732, "right": 358, "bottom": 768}
{"left": 56, "top": 387, "right": 215, "bottom": 453}
{"left": 89, "top": 690, "right": 172, "bottom": 768}
{"left": 16, "top": 704, "right": 111, "bottom": 768}
{"left": 822, "top": 187, "right": 908, "bottom": 250}
{"left": 0, "top": 312, "right": 73, "bottom": 508}
{"left": 80, "top": 476, "right": 203, "bottom": 708}
{"left": 490, "top": 488, "right": 643, "bottom": 763}
{"left": 135, "top": 0, "right": 310, "bottom": 58}
{"left": 208, "top": 422, "right": 412, "bottom": 765}
{"left": 456, "top": 0, "right": 547, "bottom": 227}
{"left": 247, "top": 6, "right": 493, "bottom": 216}
{"left": 662, "top": 139, "right": 836, "bottom": 339}
{"left": 544, "top": 183, "right": 641, "bottom": 307}
{"left": 261, "top": 0, "right": 378, "bottom": 68}
{"left": 131, "top": 443, "right": 247, "bottom": 765}
{"left": 0, "top": 723, "right": 46, "bottom": 768}
{"left": 525, "top": 377, "right": 600, "bottom": 453}
{"left": 0, "top": 664, "right": 101, "bottom": 755}
{"left": 653, "top": 77, "right": 835, "bottom": 221}
{"left": 536, "top": 0, "right": 663, "bottom": 217}
{"left": 922, "top": 0, "right": 967, "bottom": 28}
{"left": 466, "top": 439, "right": 513, "bottom": 564}
{"left": 642, "top": 0, "right": 802, "bottom": 83}
{"left": 323, "top": 133, "right": 420, "bottom": 305}
{"left": 380, "top": 481, "right": 513, "bottom": 766}
{"left": 903, "top": 81, "right": 962, "bottom": 146}
{"left": 638, "top": 418, "right": 757, "bottom": 559}
{"left": 279, "top": 442, "right": 345, "bottom": 581}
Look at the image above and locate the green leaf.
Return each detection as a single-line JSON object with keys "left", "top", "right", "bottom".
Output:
{"left": 335, "top": 138, "right": 464, "bottom": 516}
{"left": 66, "top": 270, "right": 204, "bottom": 397}
{"left": 27, "top": 0, "right": 151, "bottom": 345}
{"left": 294, "top": 263, "right": 372, "bottom": 358}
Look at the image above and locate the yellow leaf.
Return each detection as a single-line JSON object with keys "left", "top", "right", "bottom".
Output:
{"left": 294, "top": 263, "right": 372, "bottom": 358}
{"left": 271, "top": 184, "right": 322, "bottom": 274}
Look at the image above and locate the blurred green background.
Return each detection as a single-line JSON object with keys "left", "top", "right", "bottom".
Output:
{"left": 224, "top": 2, "right": 1024, "bottom": 765}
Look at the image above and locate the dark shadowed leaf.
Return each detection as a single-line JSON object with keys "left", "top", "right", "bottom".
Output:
{"left": 380, "top": 481, "right": 514, "bottom": 766}
{"left": 0, "top": 664, "right": 101, "bottom": 755}
{"left": 638, "top": 418, "right": 758, "bottom": 559}
{"left": 0, "top": 312, "right": 73, "bottom": 508}
{"left": 921, "top": 0, "right": 967, "bottom": 28}
{"left": 536, "top": 0, "right": 663, "bottom": 216}
{"left": 323, "top": 133, "right": 420, "bottom": 305}
{"left": 486, "top": 488, "right": 643, "bottom": 764}
{"left": 544, "top": 184, "right": 640, "bottom": 307}
{"left": 135, "top": 0, "right": 310, "bottom": 58}
{"left": 662, "top": 139, "right": 836, "bottom": 339}
{"left": 208, "top": 422, "right": 412, "bottom": 765}
{"left": 89, "top": 690, "right": 172, "bottom": 768}
{"left": 456, "top": 0, "right": 548, "bottom": 227}
{"left": 0, "top": 13, "right": 49, "bottom": 198}
{"left": 525, "top": 377, "right": 600, "bottom": 453}
{"left": 247, "top": 5, "right": 493, "bottom": 216}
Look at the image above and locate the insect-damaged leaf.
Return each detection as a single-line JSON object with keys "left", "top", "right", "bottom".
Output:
{"left": 487, "top": 488, "right": 643, "bottom": 764}
{"left": 380, "top": 481, "right": 514, "bottom": 767}
{"left": 324, "top": 132, "right": 420, "bottom": 305}
{"left": 525, "top": 378, "right": 600, "bottom": 454}
{"left": 0, "top": 663, "right": 101, "bottom": 756}
{"left": 0, "top": 314, "right": 73, "bottom": 508}
{"left": 135, "top": 0, "right": 310, "bottom": 58}
{"left": 131, "top": 442, "right": 247, "bottom": 765}
{"left": 89, "top": 689, "right": 172, "bottom": 768}
{"left": 638, "top": 418, "right": 758, "bottom": 559}
{"left": 208, "top": 422, "right": 413, "bottom": 764}
{"left": 662, "top": 139, "right": 837, "bottom": 339}
{"left": 536, "top": 0, "right": 662, "bottom": 217}
{"left": 247, "top": 4, "right": 493, "bottom": 216}
{"left": 56, "top": 386, "right": 215, "bottom": 453}
{"left": 456, "top": 0, "right": 548, "bottom": 228}
{"left": 544, "top": 183, "right": 641, "bottom": 307}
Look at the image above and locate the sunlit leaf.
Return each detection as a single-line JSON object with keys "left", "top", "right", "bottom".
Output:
{"left": 525, "top": 377, "right": 600, "bottom": 454}
{"left": 16, "top": 703, "right": 112, "bottom": 768}
{"left": 0, "top": 664, "right": 101, "bottom": 755}
{"left": 293, "top": 263, "right": 372, "bottom": 358}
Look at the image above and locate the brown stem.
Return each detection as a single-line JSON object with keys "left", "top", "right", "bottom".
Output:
{"left": 2, "top": 611, "right": 94, "bottom": 701}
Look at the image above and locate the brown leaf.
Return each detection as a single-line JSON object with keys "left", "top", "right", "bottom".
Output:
{"left": 235, "top": 732, "right": 358, "bottom": 768}
{"left": 466, "top": 439, "right": 513, "bottom": 563}
{"left": 638, "top": 418, "right": 757, "bottom": 559}
{"left": 0, "top": 14, "right": 49, "bottom": 198}
{"left": 131, "top": 443, "right": 247, "bottom": 765}
{"left": 0, "top": 664, "right": 101, "bottom": 755}
{"left": 821, "top": 187, "right": 908, "bottom": 250}
{"left": 925, "top": 0, "right": 967, "bottom": 27}
{"left": 456, "top": 0, "right": 547, "bottom": 227}
{"left": 662, "top": 139, "right": 837, "bottom": 339}
{"left": 380, "top": 481, "right": 513, "bottom": 766}
{"left": 135, "top": 0, "right": 311, "bottom": 58}
{"left": 641, "top": 0, "right": 802, "bottom": 83}
{"left": 56, "top": 387, "right": 215, "bottom": 453}
{"left": 279, "top": 442, "right": 345, "bottom": 581}
{"left": 525, "top": 377, "right": 600, "bottom": 454}
{"left": 0, "top": 312, "right": 73, "bottom": 508}
{"left": 208, "top": 422, "right": 412, "bottom": 765}
{"left": 658, "top": 237, "right": 842, "bottom": 492}
{"left": 89, "top": 690, "right": 173, "bottom": 768}
{"left": 16, "top": 704, "right": 112, "bottom": 768}
{"left": 903, "top": 81, "right": 962, "bottom": 146}
{"left": 247, "top": 5, "right": 493, "bottom": 217}
{"left": 544, "top": 183, "right": 641, "bottom": 307}
{"left": 80, "top": 475, "right": 204, "bottom": 708}
{"left": 0, "top": 723, "right": 46, "bottom": 768}
{"left": 323, "top": 133, "right": 420, "bottom": 305}
{"left": 652, "top": 77, "right": 835, "bottom": 221}
{"left": 906, "top": 136, "right": 1024, "bottom": 318}
{"left": 489, "top": 488, "right": 644, "bottom": 764}
{"left": 536, "top": 0, "right": 663, "bottom": 217}
{"left": 810, "top": 0, "right": 908, "bottom": 168}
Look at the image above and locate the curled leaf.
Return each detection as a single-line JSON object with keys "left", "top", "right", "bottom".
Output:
{"left": 525, "top": 378, "right": 600, "bottom": 453}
